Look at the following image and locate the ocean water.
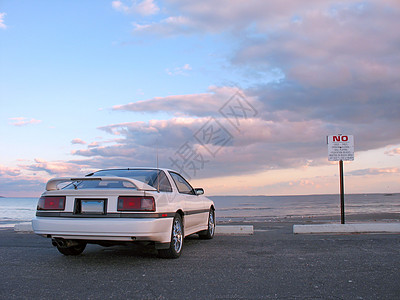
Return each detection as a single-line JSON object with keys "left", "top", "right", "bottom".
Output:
{"left": 211, "top": 194, "right": 400, "bottom": 221}
{"left": 1, "top": 194, "right": 399, "bottom": 226}
{"left": 0, "top": 197, "right": 39, "bottom": 226}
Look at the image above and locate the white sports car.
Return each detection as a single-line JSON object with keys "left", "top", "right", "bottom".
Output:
{"left": 32, "top": 168, "right": 215, "bottom": 258}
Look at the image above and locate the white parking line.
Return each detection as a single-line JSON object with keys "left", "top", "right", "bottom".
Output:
{"left": 215, "top": 225, "right": 254, "bottom": 235}
{"left": 293, "top": 223, "right": 400, "bottom": 234}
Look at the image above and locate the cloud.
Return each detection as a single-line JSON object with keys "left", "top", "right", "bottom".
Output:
{"left": 23, "top": 158, "right": 85, "bottom": 176}
{"left": 129, "top": 1, "right": 351, "bottom": 36}
{"left": 289, "top": 179, "right": 320, "bottom": 188}
{"left": 113, "top": 86, "right": 259, "bottom": 117}
{"left": 0, "top": 160, "right": 96, "bottom": 197}
{"left": 0, "top": 165, "right": 44, "bottom": 197}
{"left": 112, "top": 0, "right": 159, "bottom": 16}
{"left": 72, "top": 138, "right": 122, "bottom": 149}
{"left": 0, "top": 12, "right": 6, "bottom": 29}
{"left": 114, "top": 82, "right": 400, "bottom": 151}
{"left": 9, "top": 117, "right": 42, "bottom": 126}
{"left": 98, "top": 118, "right": 203, "bottom": 147}
{"left": 67, "top": 111, "right": 331, "bottom": 179}
{"left": 71, "top": 138, "right": 86, "bottom": 145}
{"left": 166, "top": 63, "right": 192, "bottom": 76}
{"left": 0, "top": 176, "right": 44, "bottom": 197}
{"left": 232, "top": 3, "right": 400, "bottom": 89}
{"left": 349, "top": 168, "right": 400, "bottom": 176}
{"left": 72, "top": 70, "right": 399, "bottom": 180}
{"left": 132, "top": 16, "right": 197, "bottom": 35}
{"left": 385, "top": 148, "right": 400, "bottom": 156}
{"left": 0, "top": 166, "right": 21, "bottom": 177}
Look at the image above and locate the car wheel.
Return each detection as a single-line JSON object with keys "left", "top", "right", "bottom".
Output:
{"left": 56, "top": 243, "right": 87, "bottom": 256}
{"left": 158, "top": 214, "right": 183, "bottom": 259}
{"left": 199, "top": 208, "right": 215, "bottom": 239}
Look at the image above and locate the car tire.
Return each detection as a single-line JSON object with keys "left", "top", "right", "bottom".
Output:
{"left": 199, "top": 208, "right": 215, "bottom": 240}
{"left": 56, "top": 243, "right": 87, "bottom": 256}
{"left": 158, "top": 214, "right": 183, "bottom": 259}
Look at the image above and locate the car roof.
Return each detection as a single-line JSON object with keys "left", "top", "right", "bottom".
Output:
{"left": 91, "top": 167, "right": 178, "bottom": 173}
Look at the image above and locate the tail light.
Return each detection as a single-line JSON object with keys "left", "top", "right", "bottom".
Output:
{"left": 118, "top": 196, "right": 155, "bottom": 211}
{"left": 37, "top": 196, "right": 66, "bottom": 210}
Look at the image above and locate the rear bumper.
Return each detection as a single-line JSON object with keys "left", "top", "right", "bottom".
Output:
{"left": 32, "top": 216, "right": 173, "bottom": 243}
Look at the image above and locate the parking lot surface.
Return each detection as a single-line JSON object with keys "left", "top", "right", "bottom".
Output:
{"left": 1, "top": 221, "right": 399, "bottom": 299}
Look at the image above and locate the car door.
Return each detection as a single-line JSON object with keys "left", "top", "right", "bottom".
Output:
{"left": 169, "top": 172, "right": 205, "bottom": 233}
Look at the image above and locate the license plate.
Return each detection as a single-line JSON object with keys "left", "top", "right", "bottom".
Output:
{"left": 80, "top": 200, "right": 105, "bottom": 214}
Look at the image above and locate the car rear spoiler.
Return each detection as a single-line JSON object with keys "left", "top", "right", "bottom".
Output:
{"left": 45, "top": 177, "right": 157, "bottom": 192}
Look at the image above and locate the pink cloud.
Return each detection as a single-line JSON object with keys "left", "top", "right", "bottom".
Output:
{"left": 75, "top": 78, "right": 398, "bottom": 179}
{"left": 0, "top": 12, "right": 6, "bottom": 29}
{"left": 112, "top": 0, "right": 159, "bottom": 16}
{"left": 349, "top": 168, "right": 400, "bottom": 176}
{"left": 9, "top": 117, "right": 42, "bottom": 126}
{"left": 289, "top": 179, "right": 318, "bottom": 187}
{"left": 71, "top": 138, "right": 86, "bottom": 145}
{"left": 166, "top": 63, "right": 192, "bottom": 76}
{"left": 88, "top": 142, "right": 100, "bottom": 148}
{"left": 131, "top": 1, "right": 325, "bottom": 35}
{"left": 113, "top": 86, "right": 257, "bottom": 117}
{"left": 385, "top": 148, "right": 400, "bottom": 156}
{"left": 72, "top": 145, "right": 137, "bottom": 158}
{"left": 0, "top": 176, "right": 45, "bottom": 197}
{"left": 71, "top": 139, "right": 122, "bottom": 152}
{"left": 133, "top": 16, "right": 196, "bottom": 35}
{"left": 23, "top": 158, "right": 86, "bottom": 176}
{"left": 0, "top": 165, "right": 21, "bottom": 177}
{"left": 75, "top": 114, "right": 330, "bottom": 178}
{"left": 231, "top": 3, "right": 400, "bottom": 88}
{"left": 0, "top": 165, "right": 48, "bottom": 196}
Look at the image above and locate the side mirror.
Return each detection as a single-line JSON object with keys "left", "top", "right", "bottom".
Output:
{"left": 194, "top": 188, "right": 204, "bottom": 195}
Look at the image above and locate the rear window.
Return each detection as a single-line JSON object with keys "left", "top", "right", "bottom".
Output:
{"left": 83, "top": 169, "right": 172, "bottom": 192}
{"left": 63, "top": 179, "right": 136, "bottom": 190}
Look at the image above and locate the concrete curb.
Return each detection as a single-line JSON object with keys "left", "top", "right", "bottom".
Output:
{"left": 293, "top": 223, "right": 400, "bottom": 234}
{"left": 14, "top": 223, "right": 254, "bottom": 235}
{"left": 14, "top": 223, "right": 34, "bottom": 232}
{"left": 215, "top": 225, "right": 254, "bottom": 235}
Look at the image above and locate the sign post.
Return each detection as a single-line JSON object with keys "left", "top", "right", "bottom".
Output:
{"left": 327, "top": 134, "right": 354, "bottom": 224}
{"left": 339, "top": 159, "right": 345, "bottom": 224}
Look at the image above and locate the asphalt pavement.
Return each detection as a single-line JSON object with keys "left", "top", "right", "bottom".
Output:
{"left": 1, "top": 221, "right": 399, "bottom": 299}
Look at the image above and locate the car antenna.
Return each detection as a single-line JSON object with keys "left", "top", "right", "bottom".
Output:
{"left": 156, "top": 138, "right": 160, "bottom": 193}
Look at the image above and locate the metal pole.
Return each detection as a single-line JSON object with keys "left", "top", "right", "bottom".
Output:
{"left": 339, "top": 160, "right": 345, "bottom": 224}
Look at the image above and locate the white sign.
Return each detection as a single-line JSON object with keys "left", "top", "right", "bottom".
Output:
{"left": 327, "top": 134, "right": 354, "bottom": 161}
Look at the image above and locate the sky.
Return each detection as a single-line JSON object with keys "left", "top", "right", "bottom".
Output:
{"left": 1, "top": 0, "right": 400, "bottom": 197}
